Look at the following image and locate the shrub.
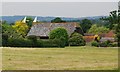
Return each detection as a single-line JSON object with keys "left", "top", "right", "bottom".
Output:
{"left": 7, "top": 38, "right": 33, "bottom": 47}
{"left": 69, "top": 32, "right": 86, "bottom": 46}
{"left": 41, "top": 39, "right": 58, "bottom": 47}
{"left": 49, "top": 27, "right": 69, "bottom": 45}
{"left": 27, "top": 35, "right": 37, "bottom": 46}
{"left": 35, "top": 39, "right": 43, "bottom": 47}
{"left": 110, "top": 42, "right": 118, "bottom": 47}
{"left": 27, "top": 35, "right": 37, "bottom": 42}
{"left": 2, "top": 33, "right": 8, "bottom": 46}
{"left": 53, "top": 38, "right": 65, "bottom": 48}
{"left": 100, "top": 40, "right": 117, "bottom": 47}
{"left": 99, "top": 40, "right": 112, "bottom": 47}
{"left": 99, "top": 42, "right": 108, "bottom": 47}
{"left": 91, "top": 41, "right": 99, "bottom": 47}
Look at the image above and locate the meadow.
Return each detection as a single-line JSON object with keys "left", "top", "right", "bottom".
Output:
{"left": 2, "top": 46, "right": 118, "bottom": 70}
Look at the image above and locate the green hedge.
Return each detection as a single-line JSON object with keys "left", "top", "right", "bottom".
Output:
{"left": 91, "top": 40, "right": 118, "bottom": 47}
{"left": 3, "top": 37, "right": 65, "bottom": 48}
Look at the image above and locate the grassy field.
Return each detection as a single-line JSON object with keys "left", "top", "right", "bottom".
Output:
{"left": 2, "top": 46, "right": 118, "bottom": 70}
{"left": 0, "top": 48, "right": 2, "bottom": 70}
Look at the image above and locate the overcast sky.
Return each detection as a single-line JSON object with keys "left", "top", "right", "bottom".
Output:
{"left": 2, "top": 2, "right": 118, "bottom": 17}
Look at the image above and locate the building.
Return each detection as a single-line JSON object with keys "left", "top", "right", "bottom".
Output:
{"left": 99, "top": 30, "right": 115, "bottom": 42}
{"left": 27, "top": 17, "right": 84, "bottom": 39}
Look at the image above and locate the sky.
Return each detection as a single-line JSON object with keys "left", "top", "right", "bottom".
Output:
{"left": 2, "top": 2, "right": 119, "bottom": 17}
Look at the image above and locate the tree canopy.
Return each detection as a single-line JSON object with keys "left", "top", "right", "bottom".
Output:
{"left": 88, "top": 24, "right": 109, "bottom": 34}
{"left": 80, "top": 19, "right": 92, "bottom": 33}
{"left": 12, "top": 21, "right": 29, "bottom": 37}
{"left": 101, "top": 10, "right": 120, "bottom": 47}
{"left": 51, "top": 17, "right": 66, "bottom": 23}
{"left": 49, "top": 27, "right": 69, "bottom": 45}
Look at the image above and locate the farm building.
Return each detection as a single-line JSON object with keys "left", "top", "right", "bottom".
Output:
{"left": 83, "top": 30, "right": 115, "bottom": 42}
{"left": 99, "top": 30, "right": 115, "bottom": 42}
{"left": 83, "top": 33, "right": 95, "bottom": 42}
{"left": 27, "top": 17, "right": 84, "bottom": 39}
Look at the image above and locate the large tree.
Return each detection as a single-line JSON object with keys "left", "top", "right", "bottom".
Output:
{"left": 12, "top": 21, "right": 29, "bottom": 37}
{"left": 101, "top": 10, "right": 118, "bottom": 29}
{"left": 51, "top": 17, "right": 66, "bottom": 23}
{"left": 88, "top": 24, "right": 109, "bottom": 34}
{"left": 101, "top": 10, "right": 120, "bottom": 47}
{"left": 26, "top": 17, "right": 34, "bottom": 28}
{"left": 80, "top": 19, "right": 92, "bottom": 33}
{"left": 49, "top": 27, "right": 69, "bottom": 45}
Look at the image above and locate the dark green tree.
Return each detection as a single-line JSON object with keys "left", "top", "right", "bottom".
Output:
{"left": 26, "top": 17, "right": 34, "bottom": 28}
{"left": 80, "top": 19, "right": 92, "bottom": 33}
{"left": 51, "top": 17, "right": 66, "bottom": 23}
{"left": 101, "top": 10, "right": 118, "bottom": 29}
{"left": 101, "top": 10, "right": 120, "bottom": 47}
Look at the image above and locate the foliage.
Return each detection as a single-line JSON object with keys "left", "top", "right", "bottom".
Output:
{"left": 53, "top": 37, "right": 66, "bottom": 48}
{"left": 101, "top": 10, "right": 118, "bottom": 29}
{"left": 91, "top": 41, "right": 99, "bottom": 47}
{"left": 12, "top": 21, "right": 29, "bottom": 37}
{"left": 91, "top": 40, "right": 117, "bottom": 47}
{"left": 2, "top": 22, "right": 20, "bottom": 38}
{"left": 4, "top": 36, "right": 65, "bottom": 47}
{"left": 88, "top": 24, "right": 109, "bottom": 34}
{"left": 2, "top": 33, "right": 8, "bottom": 46}
{"left": 7, "top": 38, "right": 33, "bottom": 47}
{"left": 27, "top": 35, "right": 37, "bottom": 46}
{"left": 26, "top": 17, "right": 34, "bottom": 27}
{"left": 49, "top": 27, "right": 69, "bottom": 45}
{"left": 69, "top": 32, "right": 86, "bottom": 46}
{"left": 80, "top": 19, "right": 92, "bottom": 33}
{"left": 101, "top": 10, "right": 120, "bottom": 47}
{"left": 51, "top": 17, "right": 66, "bottom": 23}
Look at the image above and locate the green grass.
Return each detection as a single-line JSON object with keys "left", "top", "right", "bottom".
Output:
{"left": 2, "top": 46, "right": 118, "bottom": 70}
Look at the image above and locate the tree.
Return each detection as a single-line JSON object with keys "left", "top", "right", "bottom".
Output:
{"left": 69, "top": 32, "right": 86, "bottom": 46}
{"left": 80, "top": 19, "right": 92, "bottom": 33}
{"left": 12, "top": 21, "right": 29, "bottom": 37}
{"left": 88, "top": 24, "right": 109, "bottom": 34}
{"left": 101, "top": 10, "right": 120, "bottom": 47}
{"left": 49, "top": 27, "right": 69, "bottom": 45}
{"left": 2, "top": 23, "right": 19, "bottom": 38}
{"left": 26, "top": 17, "right": 33, "bottom": 27}
{"left": 51, "top": 17, "right": 66, "bottom": 23}
{"left": 101, "top": 10, "right": 118, "bottom": 29}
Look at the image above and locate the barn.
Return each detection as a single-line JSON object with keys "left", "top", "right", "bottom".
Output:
{"left": 27, "top": 22, "right": 84, "bottom": 39}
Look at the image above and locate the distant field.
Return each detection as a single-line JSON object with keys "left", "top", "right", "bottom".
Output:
{"left": 2, "top": 46, "right": 118, "bottom": 70}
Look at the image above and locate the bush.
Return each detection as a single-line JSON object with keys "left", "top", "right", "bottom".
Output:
{"left": 5, "top": 37, "right": 66, "bottom": 48}
{"left": 40, "top": 39, "right": 58, "bottom": 47}
{"left": 91, "top": 41, "right": 99, "bottom": 47}
{"left": 49, "top": 27, "right": 69, "bottom": 45}
{"left": 99, "top": 40, "right": 112, "bottom": 47}
{"left": 69, "top": 32, "right": 86, "bottom": 46}
{"left": 27, "top": 35, "right": 37, "bottom": 46}
{"left": 2, "top": 33, "right": 8, "bottom": 46}
{"left": 100, "top": 40, "right": 118, "bottom": 47}
{"left": 110, "top": 42, "right": 118, "bottom": 47}
{"left": 53, "top": 38, "right": 65, "bottom": 48}
{"left": 99, "top": 42, "right": 108, "bottom": 47}
{"left": 27, "top": 35, "right": 37, "bottom": 42}
{"left": 7, "top": 38, "right": 33, "bottom": 47}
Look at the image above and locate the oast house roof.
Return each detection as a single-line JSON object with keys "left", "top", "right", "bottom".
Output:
{"left": 27, "top": 22, "right": 82, "bottom": 37}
